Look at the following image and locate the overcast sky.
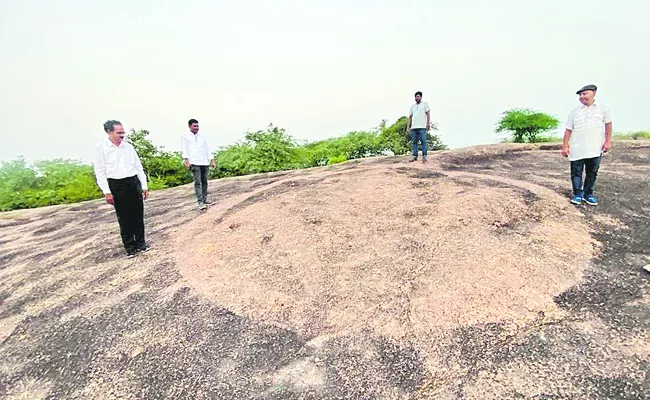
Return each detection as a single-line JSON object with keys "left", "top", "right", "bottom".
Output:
{"left": 1, "top": 0, "right": 648, "bottom": 163}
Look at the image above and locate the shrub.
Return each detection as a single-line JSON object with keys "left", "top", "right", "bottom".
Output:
{"left": 614, "top": 131, "right": 650, "bottom": 140}
{"left": 215, "top": 125, "right": 305, "bottom": 176}
{"left": 1, "top": 119, "right": 449, "bottom": 210}
{"left": 378, "top": 117, "right": 447, "bottom": 154}
{"left": 127, "top": 129, "right": 192, "bottom": 189}
{"left": 495, "top": 109, "right": 560, "bottom": 143}
{"left": 0, "top": 157, "right": 102, "bottom": 211}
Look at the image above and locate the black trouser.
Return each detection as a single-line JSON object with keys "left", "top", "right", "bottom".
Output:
{"left": 570, "top": 156, "right": 601, "bottom": 197}
{"left": 108, "top": 176, "right": 145, "bottom": 253}
{"left": 191, "top": 165, "right": 209, "bottom": 204}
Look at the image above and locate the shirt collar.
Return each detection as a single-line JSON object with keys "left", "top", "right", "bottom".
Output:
{"left": 581, "top": 101, "right": 598, "bottom": 109}
{"left": 105, "top": 137, "right": 125, "bottom": 148}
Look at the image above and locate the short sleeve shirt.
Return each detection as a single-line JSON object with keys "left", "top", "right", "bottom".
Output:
{"left": 565, "top": 102, "right": 612, "bottom": 161}
{"left": 409, "top": 102, "right": 431, "bottom": 130}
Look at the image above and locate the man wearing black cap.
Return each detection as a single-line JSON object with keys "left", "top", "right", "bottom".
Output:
{"left": 561, "top": 85, "right": 612, "bottom": 206}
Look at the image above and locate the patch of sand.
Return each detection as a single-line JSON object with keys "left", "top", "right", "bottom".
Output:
{"left": 176, "top": 165, "right": 596, "bottom": 338}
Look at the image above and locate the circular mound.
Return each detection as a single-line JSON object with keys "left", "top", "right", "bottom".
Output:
{"left": 175, "top": 166, "right": 595, "bottom": 338}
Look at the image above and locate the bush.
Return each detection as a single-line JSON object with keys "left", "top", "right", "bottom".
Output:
{"left": 377, "top": 117, "right": 447, "bottom": 154}
{"left": 215, "top": 125, "right": 307, "bottom": 177}
{"left": 302, "top": 130, "right": 384, "bottom": 168}
{"left": 614, "top": 131, "right": 650, "bottom": 140}
{"left": 127, "top": 129, "right": 192, "bottom": 189}
{"left": 1, "top": 119, "right": 448, "bottom": 211}
{"left": 0, "top": 157, "right": 102, "bottom": 211}
{"left": 495, "top": 108, "right": 560, "bottom": 143}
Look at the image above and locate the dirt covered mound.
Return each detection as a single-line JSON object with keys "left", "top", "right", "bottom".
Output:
{"left": 175, "top": 164, "right": 595, "bottom": 338}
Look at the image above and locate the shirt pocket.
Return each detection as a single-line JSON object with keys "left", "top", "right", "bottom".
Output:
{"left": 590, "top": 113, "right": 605, "bottom": 123}
{"left": 573, "top": 115, "right": 586, "bottom": 128}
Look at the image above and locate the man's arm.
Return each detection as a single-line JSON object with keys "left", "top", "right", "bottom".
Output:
{"left": 133, "top": 149, "right": 149, "bottom": 200}
{"left": 562, "top": 110, "right": 574, "bottom": 158}
{"left": 603, "top": 122, "right": 613, "bottom": 152}
{"left": 562, "top": 129, "right": 572, "bottom": 157}
{"left": 603, "top": 106, "right": 613, "bottom": 152}
{"left": 204, "top": 137, "right": 216, "bottom": 168}
{"left": 92, "top": 145, "right": 113, "bottom": 204}
{"left": 425, "top": 110, "right": 431, "bottom": 131}
{"left": 181, "top": 135, "right": 191, "bottom": 168}
{"left": 407, "top": 106, "right": 412, "bottom": 133}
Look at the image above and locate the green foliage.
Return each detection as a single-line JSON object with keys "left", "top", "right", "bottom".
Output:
{"left": 216, "top": 125, "right": 306, "bottom": 177}
{"left": 501, "top": 134, "right": 562, "bottom": 144}
{"left": 302, "top": 130, "right": 383, "bottom": 167}
{"left": 127, "top": 129, "right": 192, "bottom": 189}
{"left": 377, "top": 117, "right": 447, "bottom": 154}
{"left": 0, "top": 157, "right": 102, "bottom": 211}
{"left": 614, "top": 131, "right": 650, "bottom": 140}
{"left": 328, "top": 155, "right": 347, "bottom": 164}
{"left": 1, "top": 119, "right": 448, "bottom": 211}
{"left": 495, "top": 108, "right": 560, "bottom": 143}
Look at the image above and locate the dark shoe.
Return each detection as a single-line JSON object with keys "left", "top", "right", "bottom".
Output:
{"left": 126, "top": 251, "right": 137, "bottom": 259}
{"left": 205, "top": 200, "right": 216, "bottom": 206}
{"left": 409, "top": 157, "right": 418, "bottom": 162}
{"left": 422, "top": 157, "right": 428, "bottom": 163}
{"left": 137, "top": 244, "right": 150, "bottom": 253}
{"left": 199, "top": 203, "right": 207, "bottom": 210}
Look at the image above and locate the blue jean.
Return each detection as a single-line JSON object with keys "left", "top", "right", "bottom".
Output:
{"left": 570, "top": 156, "right": 601, "bottom": 197}
{"left": 410, "top": 128, "right": 427, "bottom": 158}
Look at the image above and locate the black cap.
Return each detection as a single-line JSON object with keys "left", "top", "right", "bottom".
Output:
{"left": 576, "top": 84, "right": 597, "bottom": 94}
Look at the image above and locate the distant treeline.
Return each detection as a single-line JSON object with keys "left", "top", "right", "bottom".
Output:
{"left": 0, "top": 117, "right": 446, "bottom": 211}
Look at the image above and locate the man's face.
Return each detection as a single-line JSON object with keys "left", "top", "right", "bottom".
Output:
{"left": 108, "top": 124, "right": 125, "bottom": 143}
{"left": 579, "top": 90, "right": 595, "bottom": 106}
{"left": 190, "top": 123, "right": 199, "bottom": 134}
{"left": 415, "top": 94, "right": 422, "bottom": 103}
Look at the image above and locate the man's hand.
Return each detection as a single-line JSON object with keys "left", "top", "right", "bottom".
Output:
{"left": 104, "top": 193, "right": 114, "bottom": 206}
{"left": 210, "top": 159, "right": 217, "bottom": 168}
{"left": 602, "top": 141, "right": 612, "bottom": 153}
{"left": 561, "top": 145, "right": 570, "bottom": 157}
{"left": 426, "top": 123, "right": 431, "bottom": 132}
{"left": 184, "top": 159, "right": 191, "bottom": 169}
{"left": 143, "top": 190, "right": 149, "bottom": 201}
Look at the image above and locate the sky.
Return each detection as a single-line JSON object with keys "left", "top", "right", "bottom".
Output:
{"left": 1, "top": 0, "right": 648, "bottom": 163}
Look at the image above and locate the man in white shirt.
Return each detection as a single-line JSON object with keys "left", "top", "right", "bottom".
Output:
{"left": 181, "top": 119, "right": 216, "bottom": 210}
{"left": 93, "top": 120, "right": 150, "bottom": 258}
{"left": 407, "top": 91, "right": 431, "bottom": 163}
{"left": 562, "top": 84, "right": 612, "bottom": 206}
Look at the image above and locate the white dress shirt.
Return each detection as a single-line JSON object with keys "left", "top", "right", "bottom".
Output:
{"left": 565, "top": 101, "right": 612, "bottom": 161}
{"left": 181, "top": 132, "right": 212, "bottom": 166}
{"left": 93, "top": 138, "right": 148, "bottom": 194}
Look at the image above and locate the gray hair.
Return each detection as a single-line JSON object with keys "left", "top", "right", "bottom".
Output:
{"left": 103, "top": 120, "right": 122, "bottom": 133}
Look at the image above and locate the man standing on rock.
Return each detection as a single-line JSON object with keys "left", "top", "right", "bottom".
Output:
{"left": 407, "top": 91, "right": 431, "bottom": 163}
{"left": 93, "top": 120, "right": 150, "bottom": 258}
{"left": 182, "top": 118, "right": 216, "bottom": 210}
{"left": 562, "top": 84, "right": 612, "bottom": 206}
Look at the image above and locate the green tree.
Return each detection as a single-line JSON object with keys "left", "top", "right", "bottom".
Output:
{"left": 495, "top": 108, "right": 560, "bottom": 143}
{"left": 126, "top": 129, "right": 192, "bottom": 189}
